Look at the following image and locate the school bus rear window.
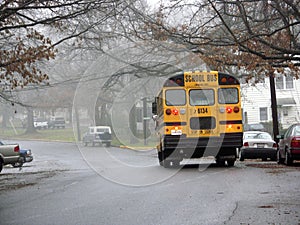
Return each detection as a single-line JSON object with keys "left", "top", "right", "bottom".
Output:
{"left": 165, "top": 89, "right": 186, "bottom": 106}
{"left": 218, "top": 88, "right": 238, "bottom": 104}
{"left": 189, "top": 89, "right": 214, "bottom": 106}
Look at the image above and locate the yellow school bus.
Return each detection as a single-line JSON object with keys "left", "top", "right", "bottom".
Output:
{"left": 152, "top": 71, "right": 243, "bottom": 167}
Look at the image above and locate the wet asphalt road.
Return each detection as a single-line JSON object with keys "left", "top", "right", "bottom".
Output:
{"left": 0, "top": 140, "right": 300, "bottom": 225}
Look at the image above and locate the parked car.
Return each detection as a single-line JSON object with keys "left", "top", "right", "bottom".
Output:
{"left": 83, "top": 126, "right": 112, "bottom": 147}
{"left": 48, "top": 117, "right": 66, "bottom": 129}
{"left": 0, "top": 141, "right": 23, "bottom": 172}
{"left": 11, "top": 148, "right": 33, "bottom": 168}
{"left": 277, "top": 123, "right": 300, "bottom": 165}
{"left": 239, "top": 131, "right": 277, "bottom": 161}
{"left": 34, "top": 118, "right": 48, "bottom": 129}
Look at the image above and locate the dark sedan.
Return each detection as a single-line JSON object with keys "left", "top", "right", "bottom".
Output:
{"left": 277, "top": 123, "right": 300, "bottom": 166}
{"left": 11, "top": 148, "right": 33, "bottom": 168}
{"left": 239, "top": 131, "right": 277, "bottom": 161}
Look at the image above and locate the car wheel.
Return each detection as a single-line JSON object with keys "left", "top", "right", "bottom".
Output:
{"left": 285, "top": 151, "right": 293, "bottom": 166}
{"left": 239, "top": 153, "right": 245, "bottom": 161}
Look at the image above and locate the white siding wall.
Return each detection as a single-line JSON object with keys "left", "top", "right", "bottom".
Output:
{"left": 241, "top": 77, "right": 300, "bottom": 129}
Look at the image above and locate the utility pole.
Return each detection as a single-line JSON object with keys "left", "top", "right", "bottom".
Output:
{"left": 143, "top": 97, "right": 148, "bottom": 145}
{"left": 269, "top": 73, "right": 279, "bottom": 143}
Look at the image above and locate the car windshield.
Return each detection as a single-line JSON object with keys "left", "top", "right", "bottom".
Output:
{"left": 250, "top": 124, "right": 264, "bottom": 130}
{"left": 244, "top": 132, "right": 272, "bottom": 140}
{"left": 96, "top": 128, "right": 109, "bottom": 133}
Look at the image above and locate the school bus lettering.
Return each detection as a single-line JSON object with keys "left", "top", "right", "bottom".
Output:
{"left": 152, "top": 71, "right": 243, "bottom": 168}
{"left": 185, "top": 74, "right": 206, "bottom": 83}
{"left": 207, "top": 74, "right": 217, "bottom": 82}
{"left": 185, "top": 74, "right": 217, "bottom": 83}
{"left": 198, "top": 108, "right": 208, "bottom": 114}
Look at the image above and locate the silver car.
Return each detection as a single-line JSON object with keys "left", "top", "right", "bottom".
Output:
{"left": 239, "top": 131, "right": 277, "bottom": 161}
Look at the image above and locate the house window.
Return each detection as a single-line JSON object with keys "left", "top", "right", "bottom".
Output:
{"left": 276, "top": 75, "right": 294, "bottom": 89}
{"left": 286, "top": 75, "right": 294, "bottom": 89}
{"left": 260, "top": 107, "right": 268, "bottom": 121}
{"left": 283, "top": 107, "right": 288, "bottom": 116}
{"left": 276, "top": 76, "right": 284, "bottom": 89}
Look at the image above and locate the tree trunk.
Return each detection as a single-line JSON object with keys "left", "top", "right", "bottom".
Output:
{"left": 25, "top": 107, "right": 37, "bottom": 134}
{"left": 2, "top": 109, "right": 8, "bottom": 128}
{"left": 74, "top": 105, "right": 81, "bottom": 141}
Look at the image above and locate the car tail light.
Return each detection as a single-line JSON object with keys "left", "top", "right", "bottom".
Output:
{"left": 291, "top": 137, "right": 300, "bottom": 148}
{"left": 243, "top": 142, "right": 249, "bottom": 147}
{"left": 14, "top": 146, "right": 20, "bottom": 152}
{"left": 273, "top": 143, "right": 278, "bottom": 148}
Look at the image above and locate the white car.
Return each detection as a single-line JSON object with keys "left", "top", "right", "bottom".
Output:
{"left": 239, "top": 131, "right": 277, "bottom": 161}
{"left": 82, "top": 126, "right": 112, "bottom": 147}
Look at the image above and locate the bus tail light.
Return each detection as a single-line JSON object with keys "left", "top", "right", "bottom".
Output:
{"left": 172, "top": 109, "right": 179, "bottom": 115}
{"left": 166, "top": 108, "right": 179, "bottom": 115}
{"left": 225, "top": 106, "right": 239, "bottom": 113}
{"left": 226, "top": 107, "right": 233, "bottom": 113}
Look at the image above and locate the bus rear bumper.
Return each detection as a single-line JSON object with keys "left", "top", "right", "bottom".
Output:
{"left": 161, "top": 133, "right": 242, "bottom": 159}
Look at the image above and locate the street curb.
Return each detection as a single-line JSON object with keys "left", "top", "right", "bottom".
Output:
{"left": 119, "top": 145, "right": 156, "bottom": 151}
{"left": 2, "top": 137, "right": 156, "bottom": 151}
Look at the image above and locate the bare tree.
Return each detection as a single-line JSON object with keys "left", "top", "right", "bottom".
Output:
{"left": 130, "top": 0, "right": 300, "bottom": 76}
{"left": 0, "top": 0, "right": 139, "bottom": 99}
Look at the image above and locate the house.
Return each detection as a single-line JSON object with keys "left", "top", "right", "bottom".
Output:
{"left": 241, "top": 74, "right": 300, "bottom": 130}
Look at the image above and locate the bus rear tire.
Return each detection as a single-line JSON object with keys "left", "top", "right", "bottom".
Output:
{"left": 216, "top": 158, "right": 225, "bottom": 167}
{"left": 158, "top": 151, "right": 163, "bottom": 166}
{"left": 163, "top": 160, "right": 171, "bottom": 168}
{"left": 227, "top": 160, "right": 235, "bottom": 167}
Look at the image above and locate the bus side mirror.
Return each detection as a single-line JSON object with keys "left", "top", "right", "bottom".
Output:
{"left": 152, "top": 101, "right": 157, "bottom": 115}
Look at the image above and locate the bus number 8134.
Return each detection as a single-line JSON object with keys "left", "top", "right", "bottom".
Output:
{"left": 152, "top": 71, "right": 243, "bottom": 168}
